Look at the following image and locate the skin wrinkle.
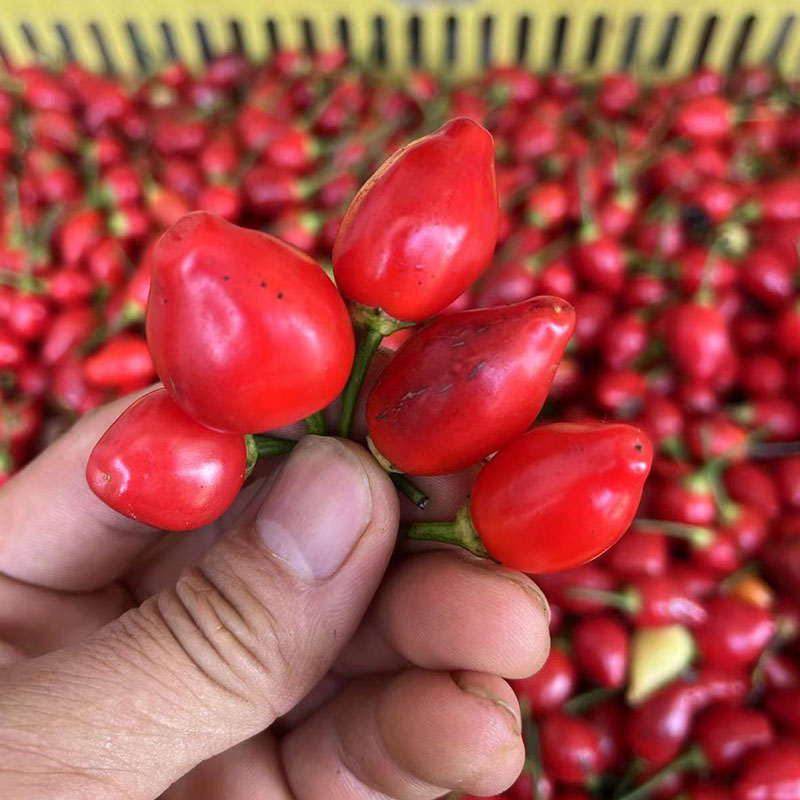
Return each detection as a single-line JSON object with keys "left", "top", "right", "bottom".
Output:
{"left": 172, "top": 566, "right": 273, "bottom": 700}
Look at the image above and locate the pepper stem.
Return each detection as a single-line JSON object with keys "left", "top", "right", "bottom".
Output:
{"left": 563, "top": 687, "right": 619, "bottom": 715}
{"left": 402, "top": 502, "right": 490, "bottom": 559}
{"left": 565, "top": 586, "right": 640, "bottom": 614}
{"left": 250, "top": 434, "right": 297, "bottom": 457}
{"left": 338, "top": 304, "right": 411, "bottom": 438}
{"left": 613, "top": 746, "right": 708, "bottom": 800}
{"left": 633, "top": 518, "right": 715, "bottom": 548}
{"left": 390, "top": 473, "right": 429, "bottom": 510}
{"left": 304, "top": 411, "right": 327, "bottom": 435}
{"left": 339, "top": 325, "right": 384, "bottom": 438}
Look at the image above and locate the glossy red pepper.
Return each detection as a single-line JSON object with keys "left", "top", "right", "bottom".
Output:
{"left": 366, "top": 296, "right": 574, "bottom": 475}
{"left": 694, "top": 706, "right": 774, "bottom": 773}
{"left": 735, "top": 742, "right": 800, "bottom": 800}
{"left": 468, "top": 423, "right": 652, "bottom": 573}
{"left": 83, "top": 334, "right": 155, "bottom": 390}
{"left": 572, "top": 615, "right": 629, "bottom": 688}
{"left": 146, "top": 212, "right": 354, "bottom": 433}
{"left": 695, "top": 596, "right": 776, "bottom": 667}
{"left": 604, "top": 531, "right": 668, "bottom": 579}
{"left": 510, "top": 646, "right": 576, "bottom": 714}
{"left": 333, "top": 118, "right": 499, "bottom": 322}
{"left": 664, "top": 302, "right": 732, "bottom": 381}
{"left": 540, "top": 713, "right": 604, "bottom": 785}
{"left": 765, "top": 688, "right": 800, "bottom": 737}
{"left": 87, "top": 388, "right": 247, "bottom": 530}
{"left": 627, "top": 680, "right": 700, "bottom": 765}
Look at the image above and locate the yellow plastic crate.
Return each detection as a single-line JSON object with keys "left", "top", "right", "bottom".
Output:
{"left": 2, "top": 0, "right": 800, "bottom": 78}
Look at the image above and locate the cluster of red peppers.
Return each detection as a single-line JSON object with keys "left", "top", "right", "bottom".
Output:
{"left": 1, "top": 50, "right": 800, "bottom": 799}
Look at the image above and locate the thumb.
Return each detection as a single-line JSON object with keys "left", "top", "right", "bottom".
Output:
{"left": 0, "top": 435, "right": 399, "bottom": 800}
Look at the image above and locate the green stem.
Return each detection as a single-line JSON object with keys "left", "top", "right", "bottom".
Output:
{"left": 522, "top": 716, "right": 545, "bottom": 800}
{"left": 390, "top": 473, "right": 429, "bottom": 510}
{"left": 612, "top": 759, "right": 644, "bottom": 799}
{"left": 565, "top": 586, "right": 640, "bottom": 614}
{"left": 251, "top": 435, "right": 297, "bottom": 457}
{"left": 614, "top": 746, "right": 707, "bottom": 800}
{"left": 304, "top": 411, "right": 327, "bottom": 436}
{"left": 633, "top": 518, "right": 715, "bottom": 548}
{"left": 563, "top": 687, "right": 619, "bottom": 715}
{"left": 339, "top": 325, "right": 384, "bottom": 438}
{"left": 402, "top": 503, "right": 490, "bottom": 559}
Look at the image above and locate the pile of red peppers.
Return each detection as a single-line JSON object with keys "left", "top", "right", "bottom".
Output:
{"left": 2, "top": 51, "right": 800, "bottom": 798}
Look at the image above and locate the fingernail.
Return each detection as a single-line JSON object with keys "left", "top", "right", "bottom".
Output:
{"left": 256, "top": 436, "right": 372, "bottom": 580}
{"left": 526, "top": 579, "right": 551, "bottom": 625}
{"left": 453, "top": 671, "right": 522, "bottom": 736}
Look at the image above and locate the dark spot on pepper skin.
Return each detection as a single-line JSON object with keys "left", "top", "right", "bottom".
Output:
{"left": 635, "top": 443, "right": 643, "bottom": 452}
{"left": 468, "top": 361, "right": 487, "bottom": 379}
{"left": 260, "top": 281, "right": 267, "bottom": 288}
{"left": 223, "top": 275, "right": 230, "bottom": 282}
{"left": 277, "top": 291, "right": 284, "bottom": 299}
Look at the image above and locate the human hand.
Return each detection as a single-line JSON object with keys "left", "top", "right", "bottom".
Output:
{"left": 0, "top": 391, "right": 550, "bottom": 800}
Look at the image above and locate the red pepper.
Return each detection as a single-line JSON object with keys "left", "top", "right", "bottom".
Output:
{"left": 734, "top": 741, "right": 800, "bottom": 800}
{"left": 146, "top": 211, "right": 354, "bottom": 433}
{"left": 604, "top": 531, "right": 669, "bottom": 579}
{"left": 663, "top": 302, "right": 732, "bottom": 382}
{"left": 87, "top": 388, "right": 247, "bottom": 530}
{"left": 510, "top": 646, "right": 576, "bottom": 715}
{"left": 366, "top": 296, "right": 574, "bottom": 475}
{"left": 468, "top": 422, "right": 652, "bottom": 573}
{"left": 572, "top": 615, "right": 629, "bottom": 688}
{"left": 540, "top": 712, "right": 604, "bottom": 785}
{"left": 333, "top": 117, "right": 499, "bottom": 323}
{"left": 695, "top": 596, "right": 776, "bottom": 667}
{"left": 83, "top": 334, "right": 155, "bottom": 390}
{"left": 627, "top": 680, "right": 700, "bottom": 765}
{"left": 693, "top": 705, "right": 774, "bottom": 773}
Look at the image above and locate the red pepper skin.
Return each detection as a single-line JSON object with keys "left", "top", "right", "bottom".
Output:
{"left": 509, "top": 646, "right": 576, "bottom": 714}
{"left": 628, "top": 575, "right": 708, "bottom": 627}
{"left": 685, "top": 782, "right": 735, "bottom": 800}
{"left": 471, "top": 423, "right": 652, "bottom": 573}
{"left": 83, "top": 334, "right": 155, "bottom": 389}
{"left": 540, "top": 713, "right": 604, "bottom": 785}
{"left": 604, "top": 531, "right": 668, "bottom": 579}
{"left": 87, "top": 388, "right": 246, "bottom": 530}
{"left": 762, "top": 654, "right": 800, "bottom": 691}
{"left": 724, "top": 462, "right": 780, "bottom": 520}
{"left": 694, "top": 706, "right": 774, "bottom": 773}
{"left": 585, "top": 699, "right": 626, "bottom": 772}
{"left": 691, "top": 666, "right": 750, "bottom": 709}
{"left": 58, "top": 208, "right": 104, "bottom": 266}
{"left": 572, "top": 615, "right": 628, "bottom": 688}
{"left": 627, "top": 680, "right": 699, "bottom": 765}
{"left": 536, "top": 564, "right": 616, "bottom": 614}
{"left": 366, "top": 297, "right": 574, "bottom": 475}
{"left": 735, "top": 742, "right": 800, "bottom": 800}
{"left": 695, "top": 596, "right": 776, "bottom": 668}
{"left": 506, "top": 772, "right": 554, "bottom": 800}
{"left": 146, "top": 212, "right": 354, "bottom": 433}
{"left": 333, "top": 118, "right": 498, "bottom": 322}
{"left": 663, "top": 302, "right": 732, "bottom": 381}
{"left": 674, "top": 96, "right": 733, "bottom": 142}
{"left": 766, "top": 688, "right": 800, "bottom": 736}
{"left": 40, "top": 306, "right": 96, "bottom": 366}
